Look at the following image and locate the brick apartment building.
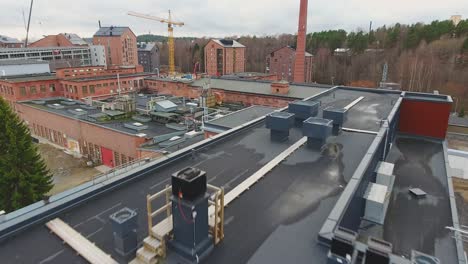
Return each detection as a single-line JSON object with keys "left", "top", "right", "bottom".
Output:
{"left": 28, "top": 33, "right": 88, "bottom": 47}
{"left": 0, "top": 35, "right": 23, "bottom": 48}
{"left": 266, "top": 46, "right": 313, "bottom": 83}
{"left": 93, "top": 26, "right": 138, "bottom": 67}
{"left": 137, "top": 42, "right": 160, "bottom": 73}
{"left": 204, "top": 39, "right": 245, "bottom": 76}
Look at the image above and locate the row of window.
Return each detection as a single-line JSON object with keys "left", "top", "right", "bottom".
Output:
{"left": 64, "top": 79, "right": 143, "bottom": 95}
{"left": 19, "top": 84, "right": 56, "bottom": 96}
{"left": 0, "top": 84, "right": 14, "bottom": 95}
{"left": 32, "top": 123, "right": 65, "bottom": 147}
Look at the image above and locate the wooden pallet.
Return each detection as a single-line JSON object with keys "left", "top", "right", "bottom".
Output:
{"left": 46, "top": 218, "right": 117, "bottom": 264}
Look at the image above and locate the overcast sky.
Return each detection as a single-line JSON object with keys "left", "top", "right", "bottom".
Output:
{"left": 1, "top": 0, "right": 466, "bottom": 41}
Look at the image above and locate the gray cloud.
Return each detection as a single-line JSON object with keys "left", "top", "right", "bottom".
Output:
{"left": 1, "top": 0, "right": 466, "bottom": 41}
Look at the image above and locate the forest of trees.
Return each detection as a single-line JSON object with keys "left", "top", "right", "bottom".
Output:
{"left": 138, "top": 18, "right": 468, "bottom": 109}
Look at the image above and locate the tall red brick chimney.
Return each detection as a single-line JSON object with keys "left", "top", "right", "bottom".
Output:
{"left": 293, "top": 0, "right": 308, "bottom": 83}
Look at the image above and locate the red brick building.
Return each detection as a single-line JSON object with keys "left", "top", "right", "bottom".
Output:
{"left": 93, "top": 27, "right": 138, "bottom": 67}
{"left": 1, "top": 65, "right": 150, "bottom": 107}
{"left": 17, "top": 102, "right": 150, "bottom": 166}
{"left": 61, "top": 73, "right": 150, "bottom": 100}
{"left": 0, "top": 74, "right": 61, "bottom": 110}
{"left": 266, "top": 46, "right": 313, "bottom": 83}
{"left": 204, "top": 39, "right": 245, "bottom": 76}
{"left": 28, "top": 33, "right": 88, "bottom": 47}
{"left": 0, "top": 35, "right": 23, "bottom": 48}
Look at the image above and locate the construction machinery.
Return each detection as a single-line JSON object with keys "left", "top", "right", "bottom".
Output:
{"left": 128, "top": 10, "right": 184, "bottom": 75}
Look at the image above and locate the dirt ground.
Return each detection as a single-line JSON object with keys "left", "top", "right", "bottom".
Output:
{"left": 38, "top": 143, "right": 100, "bottom": 195}
{"left": 448, "top": 138, "right": 468, "bottom": 151}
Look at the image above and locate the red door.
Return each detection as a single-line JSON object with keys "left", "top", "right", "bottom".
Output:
{"left": 101, "top": 147, "right": 114, "bottom": 167}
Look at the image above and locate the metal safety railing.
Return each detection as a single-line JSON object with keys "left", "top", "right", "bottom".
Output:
{"left": 91, "top": 153, "right": 160, "bottom": 185}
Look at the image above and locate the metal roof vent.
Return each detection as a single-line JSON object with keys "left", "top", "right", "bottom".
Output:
{"left": 31, "top": 100, "right": 45, "bottom": 105}
{"left": 109, "top": 207, "right": 138, "bottom": 257}
{"left": 265, "top": 112, "right": 295, "bottom": 142}
{"left": 328, "top": 227, "right": 357, "bottom": 263}
{"left": 323, "top": 107, "right": 348, "bottom": 135}
{"left": 61, "top": 100, "right": 77, "bottom": 106}
{"left": 47, "top": 103, "right": 65, "bottom": 109}
{"left": 365, "top": 237, "right": 392, "bottom": 264}
{"left": 302, "top": 117, "right": 333, "bottom": 148}
{"left": 288, "top": 100, "right": 319, "bottom": 126}
{"left": 411, "top": 250, "right": 440, "bottom": 264}
{"left": 67, "top": 108, "right": 88, "bottom": 116}
{"left": 124, "top": 122, "right": 148, "bottom": 131}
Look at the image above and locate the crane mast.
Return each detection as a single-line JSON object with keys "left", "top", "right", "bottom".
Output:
{"left": 128, "top": 10, "right": 184, "bottom": 76}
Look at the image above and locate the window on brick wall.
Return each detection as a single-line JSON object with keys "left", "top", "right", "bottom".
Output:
{"left": 40, "top": 85, "right": 46, "bottom": 92}
{"left": 82, "top": 86, "right": 88, "bottom": 94}
{"left": 97, "top": 83, "right": 102, "bottom": 87}
{"left": 74, "top": 86, "right": 77, "bottom": 94}
{"left": 90, "top": 85, "right": 95, "bottom": 94}
{"left": 49, "top": 84, "right": 55, "bottom": 92}
{"left": 103, "top": 83, "right": 108, "bottom": 87}
{"left": 30, "top": 86, "right": 37, "bottom": 94}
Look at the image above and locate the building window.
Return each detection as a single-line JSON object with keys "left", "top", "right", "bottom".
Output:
{"left": 20, "top": 87, "right": 26, "bottom": 96}
{"left": 82, "top": 86, "right": 88, "bottom": 94}
{"left": 110, "top": 82, "right": 114, "bottom": 86}
{"left": 103, "top": 83, "right": 108, "bottom": 87}
{"left": 50, "top": 84, "right": 56, "bottom": 92}
{"left": 30, "top": 86, "right": 37, "bottom": 94}
{"left": 90, "top": 85, "right": 95, "bottom": 94}
{"left": 74, "top": 86, "right": 77, "bottom": 94}
{"left": 97, "top": 84, "right": 102, "bottom": 87}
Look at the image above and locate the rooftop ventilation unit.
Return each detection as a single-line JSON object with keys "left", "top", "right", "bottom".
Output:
{"left": 67, "top": 108, "right": 88, "bottom": 116}
{"left": 328, "top": 227, "right": 357, "bottom": 264}
{"left": 169, "top": 167, "right": 213, "bottom": 262}
{"left": 109, "top": 207, "right": 138, "bottom": 257}
{"left": 365, "top": 237, "right": 392, "bottom": 264}
{"left": 323, "top": 107, "right": 348, "bottom": 134}
{"left": 302, "top": 117, "right": 333, "bottom": 148}
{"left": 123, "top": 122, "right": 148, "bottom": 131}
{"left": 81, "top": 105, "right": 96, "bottom": 110}
{"left": 288, "top": 101, "right": 319, "bottom": 126}
{"left": 411, "top": 250, "right": 440, "bottom": 264}
{"left": 61, "top": 100, "right": 77, "bottom": 106}
{"left": 132, "top": 115, "right": 151, "bottom": 123}
{"left": 47, "top": 103, "right": 65, "bottom": 109}
{"left": 31, "top": 100, "right": 45, "bottom": 105}
{"left": 265, "top": 112, "right": 295, "bottom": 142}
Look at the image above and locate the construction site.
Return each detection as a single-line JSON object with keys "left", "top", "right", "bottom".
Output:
{"left": 0, "top": 0, "right": 467, "bottom": 264}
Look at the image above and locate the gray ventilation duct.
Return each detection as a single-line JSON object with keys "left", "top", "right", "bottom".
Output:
{"left": 302, "top": 117, "right": 333, "bottom": 148}
{"left": 288, "top": 100, "right": 319, "bottom": 126}
{"left": 265, "top": 112, "right": 295, "bottom": 142}
{"left": 323, "top": 107, "right": 348, "bottom": 135}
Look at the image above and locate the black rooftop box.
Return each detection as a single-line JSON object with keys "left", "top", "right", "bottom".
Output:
{"left": 172, "top": 167, "right": 207, "bottom": 201}
{"left": 220, "top": 39, "right": 234, "bottom": 45}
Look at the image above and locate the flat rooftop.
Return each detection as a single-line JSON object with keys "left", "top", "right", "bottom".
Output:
{"left": 204, "top": 105, "right": 277, "bottom": 131}
{"left": 0, "top": 87, "right": 463, "bottom": 263}
{"left": 358, "top": 136, "right": 458, "bottom": 263}
{"left": 65, "top": 72, "right": 154, "bottom": 82}
{"left": 20, "top": 97, "right": 179, "bottom": 139}
{"left": 0, "top": 73, "right": 57, "bottom": 83}
{"left": 191, "top": 78, "right": 331, "bottom": 99}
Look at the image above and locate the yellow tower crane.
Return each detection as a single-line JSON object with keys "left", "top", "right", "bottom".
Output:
{"left": 128, "top": 10, "right": 184, "bottom": 75}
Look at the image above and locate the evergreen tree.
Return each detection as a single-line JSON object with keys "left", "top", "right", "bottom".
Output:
{"left": 0, "top": 98, "right": 53, "bottom": 212}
